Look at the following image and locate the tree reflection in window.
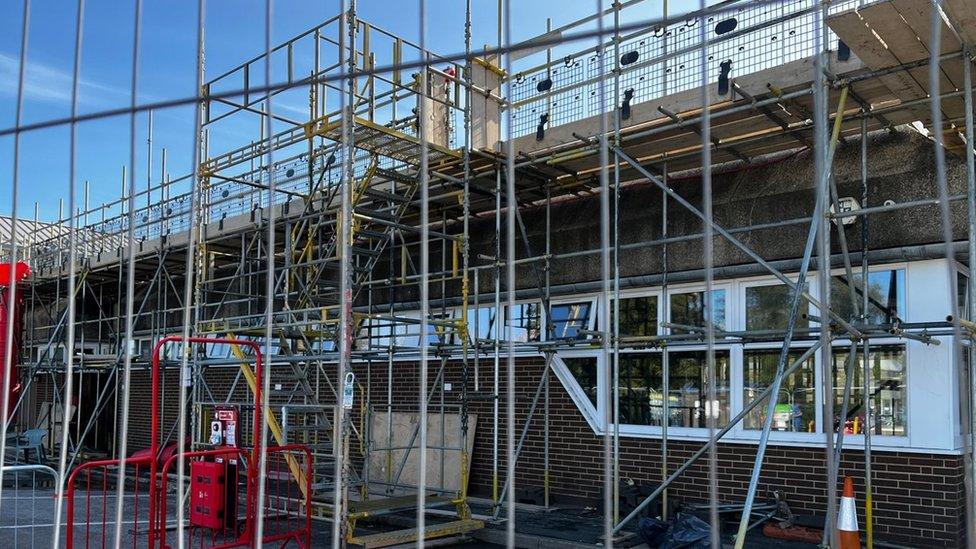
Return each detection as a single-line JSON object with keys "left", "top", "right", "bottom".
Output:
{"left": 613, "top": 351, "right": 730, "bottom": 428}
{"left": 612, "top": 296, "right": 658, "bottom": 337}
{"left": 745, "top": 284, "right": 809, "bottom": 331}
{"left": 831, "top": 345, "right": 907, "bottom": 436}
{"left": 616, "top": 354, "right": 661, "bottom": 425}
{"left": 669, "top": 290, "right": 726, "bottom": 334}
{"left": 563, "top": 356, "right": 598, "bottom": 407}
{"left": 830, "top": 269, "right": 905, "bottom": 324}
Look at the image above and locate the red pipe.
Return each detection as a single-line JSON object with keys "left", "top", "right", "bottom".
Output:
{"left": 0, "top": 261, "right": 29, "bottom": 419}
{"left": 0, "top": 289, "right": 23, "bottom": 419}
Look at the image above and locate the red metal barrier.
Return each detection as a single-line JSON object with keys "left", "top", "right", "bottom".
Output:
{"left": 259, "top": 445, "right": 313, "bottom": 548}
{"left": 155, "top": 444, "right": 312, "bottom": 549}
{"left": 65, "top": 456, "right": 153, "bottom": 549}
{"left": 154, "top": 446, "right": 312, "bottom": 549}
{"left": 64, "top": 335, "right": 310, "bottom": 549}
{"left": 147, "top": 336, "right": 265, "bottom": 549}
{"left": 157, "top": 448, "right": 249, "bottom": 549}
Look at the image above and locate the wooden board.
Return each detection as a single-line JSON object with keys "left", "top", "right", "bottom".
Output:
{"left": 828, "top": 9, "right": 923, "bottom": 101}
{"left": 828, "top": 3, "right": 966, "bottom": 125}
{"left": 888, "top": 0, "right": 967, "bottom": 119}
{"left": 368, "top": 411, "right": 476, "bottom": 494}
{"left": 943, "top": 0, "right": 976, "bottom": 47}
{"left": 349, "top": 519, "right": 483, "bottom": 549}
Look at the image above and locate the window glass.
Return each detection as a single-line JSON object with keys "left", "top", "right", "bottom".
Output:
{"left": 831, "top": 345, "right": 907, "bottom": 436}
{"left": 205, "top": 342, "right": 232, "bottom": 358}
{"left": 550, "top": 302, "right": 592, "bottom": 340}
{"left": 427, "top": 314, "right": 452, "bottom": 345}
{"left": 745, "top": 284, "right": 809, "bottom": 331}
{"left": 311, "top": 338, "right": 336, "bottom": 352}
{"left": 616, "top": 354, "right": 661, "bottom": 425}
{"left": 563, "top": 356, "right": 598, "bottom": 407}
{"left": 451, "top": 305, "right": 505, "bottom": 344}
{"left": 506, "top": 302, "right": 541, "bottom": 342}
{"left": 613, "top": 296, "right": 658, "bottom": 337}
{"left": 669, "top": 290, "right": 726, "bottom": 334}
{"left": 466, "top": 305, "right": 498, "bottom": 341}
{"left": 742, "top": 349, "right": 816, "bottom": 432}
{"left": 669, "top": 351, "right": 731, "bottom": 427}
{"left": 615, "top": 350, "right": 730, "bottom": 428}
{"left": 830, "top": 269, "right": 905, "bottom": 324}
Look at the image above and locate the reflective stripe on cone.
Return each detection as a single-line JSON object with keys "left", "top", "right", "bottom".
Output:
{"left": 838, "top": 476, "right": 861, "bottom": 549}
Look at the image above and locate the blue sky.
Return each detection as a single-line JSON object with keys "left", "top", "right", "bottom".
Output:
{"left": 0, "top": 0, "right": 704, "bottom": 222}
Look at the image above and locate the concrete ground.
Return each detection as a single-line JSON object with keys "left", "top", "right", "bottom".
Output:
{"left": 0, "top": 483, "right": 319, "bottom": 548}
{"left": 0, "top": 479, "right": 817, "bottom": 548}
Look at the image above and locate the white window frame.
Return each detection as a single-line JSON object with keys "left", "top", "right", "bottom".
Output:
{"left": 607, "top": 288, "right": 663, "bottom": 338}
{"left": 551, "top": 349, "right": 602, "bottom": 432}
{"left": 609, "top": 345, "right": 736, "bottom": 439}
{"left": 735, "top": 275, "right": 822, "bottom": 443}
{"left": 546, "top": 296, "right": 598, "bottom": 341}
{"left": 664, "top": 281, "right": 732, "bottom": 335}
{"left": 954, "top": 261, "right": 971, "bottom": 449}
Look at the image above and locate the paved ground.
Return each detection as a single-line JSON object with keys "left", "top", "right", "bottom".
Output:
{"left": 0, "top": 483, "right": 317, "bottom": 548}
{"left": 0, "top": 475, "right": 819, "bottom": 548}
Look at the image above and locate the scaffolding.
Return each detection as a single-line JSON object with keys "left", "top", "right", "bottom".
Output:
{"left": 2, "top": 0, "right": 976, "bottom": 547}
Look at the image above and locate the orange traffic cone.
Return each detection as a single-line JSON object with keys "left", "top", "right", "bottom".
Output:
{"left": 837, "top": 476, "right": 861, "bottom": 549}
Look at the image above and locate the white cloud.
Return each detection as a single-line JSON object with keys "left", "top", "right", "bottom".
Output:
{"left": 0, "top": 51, "right": 127, "bottom": 107}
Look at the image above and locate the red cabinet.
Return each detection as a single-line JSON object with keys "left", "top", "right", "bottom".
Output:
{"left": 190, "top": 461, "right": 227, "bottom": 530}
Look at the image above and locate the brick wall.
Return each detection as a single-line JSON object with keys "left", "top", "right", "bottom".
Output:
{"left": 343, "top": 356, "right": 966, "bottom": 547}
{"left": 36, "top": 352, "right": 968, "bottom": 547}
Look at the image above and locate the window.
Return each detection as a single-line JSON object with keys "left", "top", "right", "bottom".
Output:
{"left": 742, "top": 349, "right": 816, "bottom": 432}
{"left": 613, "top": 296, "right": 658, "bottom": 337}
{"left": 831, "top": 345, "right": 907, "bottom": 436}
{"left": 563, "top": 356, "right": 598, "bottom": 407}
{"left": 363, "top": 318, "right": 410, "bottom": 348}
{"left": 830, "top": 269, "right": 905, "bottom": 324}
{"left": 310, "top": 338, "right": 336, "bottom": 352}
{"left": 669, "top": 290, "right": 726, "bottom": 334}
{"left": 506, "top": 302, "right": 541, "bottom": 342}
{"left": 669, "top": 351, "right": 731, "bottom": 427}
{"left": 204, "top": 342, "right": 232, "bottom": 358}
{"left": 616, "top": 353, "right": 663, "bottom": 425}
{"left": 613, "top": 351, "right": 730, "bottom": 428}
{"left": 745, "top": 284, "right": 809, "bottom": 331}
{"left": 427, "top": 314, "right": 453, "bottom": 345}
{"left": 466, "top": 305, "right": 499, "bottom": 341}
{"left": 550, "top": 302, "right": 592, "bottom": 340}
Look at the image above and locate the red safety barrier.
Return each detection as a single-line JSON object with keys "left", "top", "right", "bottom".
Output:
{"left": 154, "top": 446, "right": 312, "bottom": 549}
{"left": 146, "top": 337, "right": 266, "bottom": 549}
{"left": 258, "top": 445, "right": 313, "bottom": 548}
{"left": 64, "top": 336, "right": 311, "bottom": 549}
{"left": 65, "top": 456, "right": 154, "bottom": 549}
{"left": 157, "top": 447, "right": 250, "bottom": 549}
